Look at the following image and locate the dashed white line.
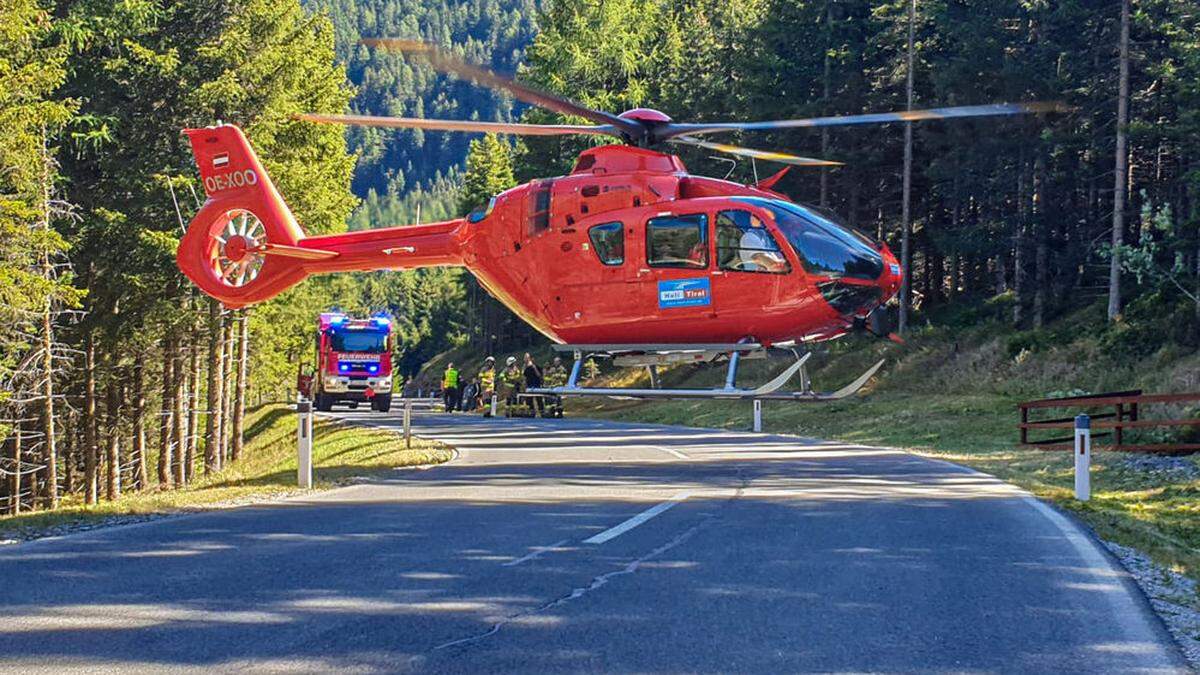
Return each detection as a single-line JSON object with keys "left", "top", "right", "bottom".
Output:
{"left": 502, "top": 539, "right": 570, "bottom": 567}
{"left": 650, "top": 445, "right": 691, "bottom": 460}
{"left": 583, "top": 492, "right": 692, "bottom": 544}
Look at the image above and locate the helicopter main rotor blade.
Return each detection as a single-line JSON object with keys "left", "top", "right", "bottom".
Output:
{"left": 295, "top": 113, "right": 621, "bottom": 138}
{"left": 669, "top": 136, "right": 843, "bottom": 167}
{"left": 656, "top": 101, "right": 1071, "bottom": 141}
{"left": 360, "top": 39, "right": 646, "bottom": 141}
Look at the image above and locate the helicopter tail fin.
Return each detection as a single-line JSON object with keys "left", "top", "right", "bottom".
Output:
{"left": 177, "top": 124, "right": 321, "bottom": 308}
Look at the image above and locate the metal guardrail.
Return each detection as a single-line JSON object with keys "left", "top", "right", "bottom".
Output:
{"left": 1018, "top": 390, "right": 1200, "bottom": 455}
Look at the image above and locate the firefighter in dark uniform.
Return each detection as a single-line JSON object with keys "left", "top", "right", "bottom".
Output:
{"left": 522, "top": 352, "right": 544, "bottom": 417}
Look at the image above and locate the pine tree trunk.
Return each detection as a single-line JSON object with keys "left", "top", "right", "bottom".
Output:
{"left": 205, "top": 301, "right": 224, "bottom": 474}
{"left": 898, "top": 0, "right": 916, "bottom": 335}
{"left": 172, "top": 338, "right": 186, "bottom": 486}
{"left": 34, "top": 128, "right": 60, "bottom": 509}
{"left": 948, "top": 174, "right": 961, "bottom": 301}
{"left": 1033, "top": 154, "right": 1048, "bottom": 328}
{"left": 105, "top": 378, "right": 120, "bottom": 501}
{"left": 83, "top": 333, "right": 99, "bottom": 505}
{"left": 222, "top": 317, "right": 236, "bottom": 464}
{"left": 62, "top": 421, "right": 74, "bottom": 496}
{"left": 1108, "top": 0, "right": 1130, "bottom": 321}
{"left": 133, "top": 361, "right": 147, "bottom": 491}
{"left": 158, "top": 336, "right": 175, "bottom": 488}
{"left": 1013, "top": 155, "right": 1028, "bottom": 326}
{"left": 186, "top": 328, "right": 200, "bottom": 482}
{"left": 9, "top": 423, "right": 20, "bottom": 515}
{"left": 40, "top": 283, "right": 58, "bottom": 509}
{"left": 231, "top": 311, "right": 249, "bottom": 462}
{"left": 819, "top": 1, "right": 833, "bottom": 208}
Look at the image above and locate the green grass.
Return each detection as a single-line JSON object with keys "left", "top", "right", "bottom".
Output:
{"left": 0, "top": 404, "right": 452, "bottom": 539}
{"left": 566, "top": 313, "right": 1200, "bottom": 585}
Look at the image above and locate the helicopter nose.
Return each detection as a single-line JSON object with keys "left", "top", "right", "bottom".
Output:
{"left": 877, "top": 244, "right": 903, "bottom": 301}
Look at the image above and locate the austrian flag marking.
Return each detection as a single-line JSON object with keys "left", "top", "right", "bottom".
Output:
{"left": 212, "top": 153, "right": 230, "bottom": 168}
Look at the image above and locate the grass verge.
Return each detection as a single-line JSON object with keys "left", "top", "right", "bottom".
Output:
{"left": 0, "top": 404, "right": 452, "bottom": 539}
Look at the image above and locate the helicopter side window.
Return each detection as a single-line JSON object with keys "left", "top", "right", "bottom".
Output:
{"left": 588, "top": 222, "right": 624, "bottom": 265}
{"left": 715, "top": 210, "right": 790, "bottom": 274}
{"left": 527, "top": 183, "right": 551, "bottom": 234}
{"left": 647, "top": 213, "right": 708, "bottom": 269}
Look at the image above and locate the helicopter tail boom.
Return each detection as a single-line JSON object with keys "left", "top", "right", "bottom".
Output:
{"left": 178, "top": 124, "right": 464, "bottom": 308}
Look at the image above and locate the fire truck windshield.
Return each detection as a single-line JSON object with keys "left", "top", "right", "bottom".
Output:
{"left": 330, "top": 330, "right": 387, "bottom": 353}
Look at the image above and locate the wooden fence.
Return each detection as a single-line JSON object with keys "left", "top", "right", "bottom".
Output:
{"left": 1018, "top": 390, "right": 1200, "bottom": 455}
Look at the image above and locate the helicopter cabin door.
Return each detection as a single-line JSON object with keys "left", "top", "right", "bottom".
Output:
{"left": 640, "top": 211, "right": 717, "bottom": 330}
{"left": 708, "top": 207, "right": 793, "bottom": 331}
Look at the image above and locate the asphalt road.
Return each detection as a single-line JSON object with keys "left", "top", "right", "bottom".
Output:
{"left": 0, "top": 409, "right": 1188, "bottom": 673}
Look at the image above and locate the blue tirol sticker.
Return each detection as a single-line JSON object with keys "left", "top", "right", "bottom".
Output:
{"left": 658, "top": 277, "right": 711, "bottom": 309}
{"left": 890, "top": 263, "right": 902, "bottom": 277}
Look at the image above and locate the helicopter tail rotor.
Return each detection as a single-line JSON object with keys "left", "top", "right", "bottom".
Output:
{"left": 178, "top": 125, "right": 330, "bottom": 308}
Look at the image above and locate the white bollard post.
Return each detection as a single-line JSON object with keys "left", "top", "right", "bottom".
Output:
{"left": 403, "top": 398, "right": 412, "bottom": 449}
{"left": 297, "top": 400, "right": 313, "bottom": 489}
{"left": 1074, "top": 414, "right": 1090, "bottom": 501}
{"left": 490, "top": 394, "right": 498, "bottom": 418}
{"left": 753, "top": 399, "right": 763, "bottom": 433}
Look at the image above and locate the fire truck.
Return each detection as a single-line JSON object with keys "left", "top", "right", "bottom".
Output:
{"left": 299, "top": 313, "right": 394, "bottom": 412}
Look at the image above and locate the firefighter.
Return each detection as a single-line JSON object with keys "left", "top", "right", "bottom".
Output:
{"left": 499, "top": 355, "right": 522, "bottom": 414}
{"left": 543, "top": 356, "right": 568, "bottom": 388}
{"left": 442, "top": 361, "right": 460, "bottom": 412}
{"left": 479, "top": 356, "right": 496, "bottom": 416}
{"left": 542, "top": 356, "right": 568, "bottom": 418}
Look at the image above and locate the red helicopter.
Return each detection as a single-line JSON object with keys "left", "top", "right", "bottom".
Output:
{"left": 177, "top": 40, "right": 1064, "bottom": 401}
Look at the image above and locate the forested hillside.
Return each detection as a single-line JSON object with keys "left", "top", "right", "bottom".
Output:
{"left": 309, "top": 0, "right": 540, "bottom": 222}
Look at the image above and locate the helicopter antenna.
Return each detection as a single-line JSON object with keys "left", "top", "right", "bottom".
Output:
{"left": 707, "top": 155, "right": 738, "bottom": 180}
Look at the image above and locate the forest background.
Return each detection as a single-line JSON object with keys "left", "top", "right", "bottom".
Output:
{"left": 2, "top": 0, "right": 1199, "bottom": 519}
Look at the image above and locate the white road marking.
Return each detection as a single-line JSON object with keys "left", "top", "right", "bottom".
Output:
{"left": 583, "top": 492, "right": 692, "bottom": 544}
{"left": 650, "top": 445, "right": 690, "bottom": 460}
{"left": 502, "top": 539, "right": 570, "bottom": 567}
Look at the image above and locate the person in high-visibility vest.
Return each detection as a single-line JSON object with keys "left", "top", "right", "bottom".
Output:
{"left": 499, "top": 356, "right": 522, "bottom": 411}
{"left": 479, "top": 356, "right": 496, "bottom": 416}
{"left": 442, "top": 362, "right": 460, "bottom": 412}
{"left": 543, "top": 357, "right": 568, "bottom": 388}
{"left": 542, "top": 356, "right": 568, "bottom": 418}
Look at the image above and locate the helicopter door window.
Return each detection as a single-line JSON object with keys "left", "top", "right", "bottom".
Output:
{"left": 646, "top": 213, "right": 708, "bottom": 269}
{"left": 527, "top": 184, "right": 551, "bottom": 235}
{"left": 588, "top": 222, "right": 624, "bottom": 265}
{"left": 716, "top": 210, "right": 790, "bottom": 274}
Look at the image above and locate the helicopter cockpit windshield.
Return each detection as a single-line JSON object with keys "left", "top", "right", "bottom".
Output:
{"left": 732, "top": 197, "right": 884, "bottom": 281}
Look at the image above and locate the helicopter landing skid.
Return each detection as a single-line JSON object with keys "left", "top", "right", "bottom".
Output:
{"left": 529, "top": 344, "right": 885, "bottom": 402}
